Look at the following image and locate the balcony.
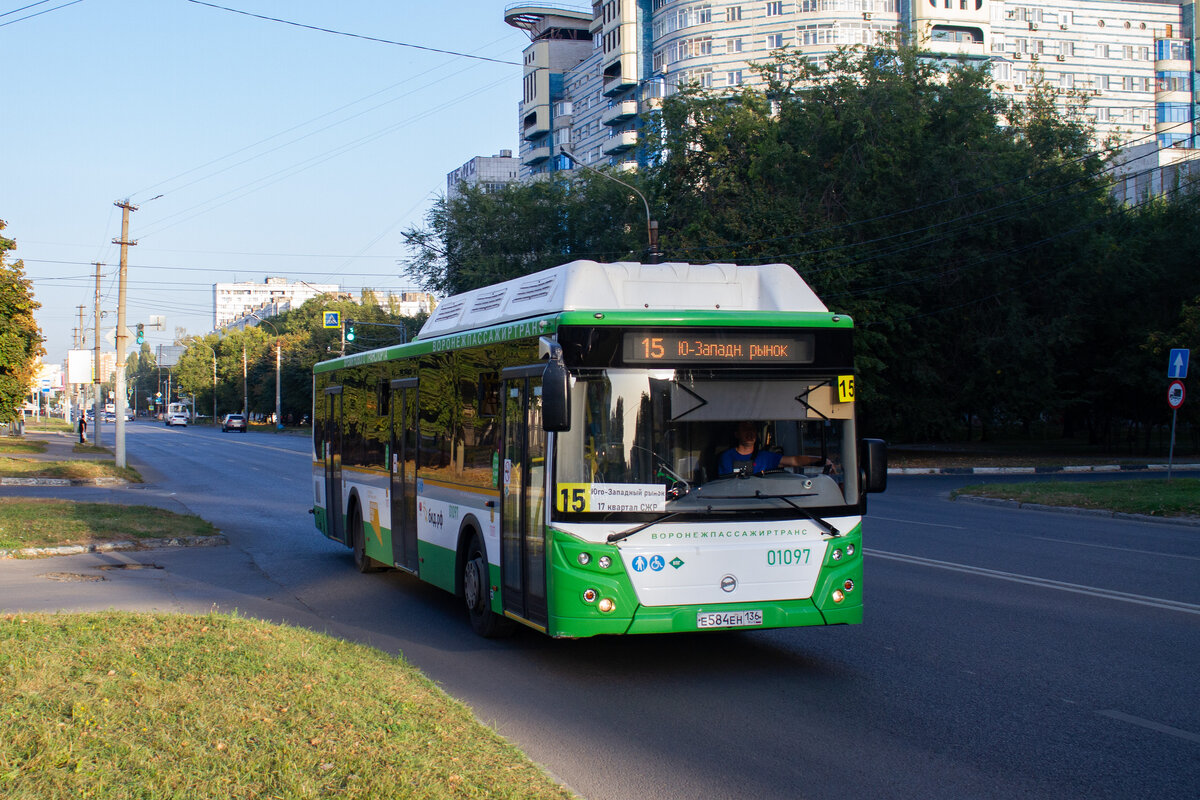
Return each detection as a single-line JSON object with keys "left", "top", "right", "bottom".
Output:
{"left": 601, "top": 130, "right": 638, "bottom": 155}
{"left": 522, "top": 145, "right": 552, "bottom": 166}
{"left": 523, "top": 105, "right": 551, "bottom": 141}
{"left": 601, "top": 100, "right": 638, "bottom": 126}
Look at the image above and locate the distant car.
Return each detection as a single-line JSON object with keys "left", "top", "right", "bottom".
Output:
{"left": 221, "top": 414, "right": 247, "bottom": 433}
{"left": 165, "top": 412, "right": 188, "bottom": 427}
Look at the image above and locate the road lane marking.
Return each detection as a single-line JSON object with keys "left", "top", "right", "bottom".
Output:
{"left": 1097, "top": 710, "right": 1200, "bottom": 744}
{"left": 868, "top": 549, "right": 1200, "bottom": 616}
{"left": 136, "top": 426, "right": 308, "bottom": 457}
{"left": 872, "top": 515, "right": 967, "bottom": 530}
{"left": 1031, "top": 536, "right": 1200, "bottom": 562}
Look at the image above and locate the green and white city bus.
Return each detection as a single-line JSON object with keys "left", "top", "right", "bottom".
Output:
{"left": 312, "top": 260, "right": 886, "bottom": 638}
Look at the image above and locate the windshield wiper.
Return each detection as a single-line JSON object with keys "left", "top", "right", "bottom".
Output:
{"left": 607, "top": 512, "right": 687, "bottom": 544}
{"left": 753, "top": 490, "right": 841, "bottom": 537}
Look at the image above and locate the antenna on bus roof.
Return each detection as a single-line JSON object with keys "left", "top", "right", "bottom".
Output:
{"left": 559, "top": 146, "right": 661, "bottom": 264}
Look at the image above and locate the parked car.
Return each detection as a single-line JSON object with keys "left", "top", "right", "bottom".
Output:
{"left": 221, "top": 413, "right": 247, "bottom": 433}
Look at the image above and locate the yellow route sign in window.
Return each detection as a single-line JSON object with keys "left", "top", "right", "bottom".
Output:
{"left": 836, "top": 375, "right": 855, "bottom": 403}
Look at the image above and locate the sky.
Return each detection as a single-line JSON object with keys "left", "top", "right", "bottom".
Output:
{"left": 2, "top": 0, "right": 551, "bottom": 364}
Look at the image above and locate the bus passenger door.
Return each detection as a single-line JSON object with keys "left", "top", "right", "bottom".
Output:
{"left": 323, "top": 387, "right": 344, "bottom": 544}
{"left": 500, "top": 372, "right": 547, "bottom": 628}
{"left": 389, "top": 378, "right": 418, "bottom": 572}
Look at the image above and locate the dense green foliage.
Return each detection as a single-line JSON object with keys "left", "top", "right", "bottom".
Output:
{"left": 0, "top": 222, "right": 44, "bottom": 423}
{"left": 402, "top": 47, "right": 1199, "bottom": 448}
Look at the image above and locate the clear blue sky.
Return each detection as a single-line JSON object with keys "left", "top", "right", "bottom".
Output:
{"left": 2, "top": 0, "right": 541, "bottom": 364}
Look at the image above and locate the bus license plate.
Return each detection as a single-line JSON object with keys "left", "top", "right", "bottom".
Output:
{"left": 697, "top": 610, "right": 763, "bottom": 629}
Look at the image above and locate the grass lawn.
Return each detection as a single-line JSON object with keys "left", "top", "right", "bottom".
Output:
{"left": 0, "top": 441, "right": 46, "bottom": 455}
{"left": 0, "top": 500, "right": 215, "bottom": 552}
{"left": 0, "top": 458, "right": 140, "bottom": 483}
{"left": 0, "top": 612, "right": 574, "bottom": 799}
{"left": 953, "top": 478, "right": 1200, "bottom": 518}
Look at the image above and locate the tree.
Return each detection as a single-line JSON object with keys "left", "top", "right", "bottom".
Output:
{"left": 0, "top": 221, "right": 44, "bottom": 423}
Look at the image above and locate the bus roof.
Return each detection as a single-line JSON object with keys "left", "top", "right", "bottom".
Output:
{"left": 416, "top": 260, "right": 826, "bottom": 340}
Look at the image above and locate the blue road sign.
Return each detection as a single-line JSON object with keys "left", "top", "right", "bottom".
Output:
{"left": 323, "top": 311, "right": 341, "bottom": 329}
{"left": 1168, "top": 349, "right": 1189, "bottom": 379}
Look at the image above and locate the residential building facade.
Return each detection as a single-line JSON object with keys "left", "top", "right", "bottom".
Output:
{"left": 446, "top": 150, "right": 521, "bottom": 199}
{"left": 503, "top": 1, "right": 1197, "bottom": 177}
{"left": 213, "top": 277, "right": 339, "bottom": 330}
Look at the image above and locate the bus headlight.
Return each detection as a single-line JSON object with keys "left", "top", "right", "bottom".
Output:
{"left": 583, "top": 589, "right": 597, "bottom": 603}
{"left": 846, "top": 544, "right": 856, "bottom": 556}
{"left": 598, "top": 598, "right": 615, "bottom": 613}
{"left": 831, "top": 549, "right": 843, "bottom": 561}
{"left": 832, "top": 590, "right": 845, "bottom": 603}
{"left": 577, "top": 552, "right": 591, "bottom": 566}
{"left": 598, "top": 556, "right": 612, "bottom": 569}
{"left": 843, "top": 579, "right": 855, "bottom": 592}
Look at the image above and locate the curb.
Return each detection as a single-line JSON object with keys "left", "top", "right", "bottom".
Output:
{"left": 888, "top": 463, "right": 1196, "bottom": 476}
{"left": 0, "top": 534, "right": 229, "bottom": 559}
{"left": 0, "top": 477, "right": 131, "bottom": 487}
{"left": 953, "top": 495, "right": 1200, "bottom": 527}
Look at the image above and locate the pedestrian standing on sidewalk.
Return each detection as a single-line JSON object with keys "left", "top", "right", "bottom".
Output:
{"left": 78, "top": 414, "right": 86, "bottom": 444}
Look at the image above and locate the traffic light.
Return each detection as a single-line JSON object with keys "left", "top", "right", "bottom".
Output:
{"left": 346, "top": 322, "right": 356, "bottom": 343}
{"left": 136, "top": 323, "right": 144, "bottom": 344}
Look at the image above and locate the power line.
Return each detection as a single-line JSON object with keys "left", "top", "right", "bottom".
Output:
{"left": 0, "top": 0, "right": 81, "bottom": 27}
{"left": 182, "top": 0, "right": 520, "bottom": 66}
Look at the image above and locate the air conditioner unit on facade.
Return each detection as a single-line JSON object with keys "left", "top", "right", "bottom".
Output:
{"left": 863, "top": 12, "right": 871, "bottom": 20}
{"left": 1029, "top": 23, "right": 1038, "bottom": 31}
{"left": 1013, "top": 52, "right": 1022, "bottom": 59}
{"left": 1056, "top": 54, "right": 1065, "bottom": 61}
{"left": 1059, "top": 24, "right": 1068, "bottom": 31}
{"left": 1142, "top": 124, "right": 1151, "bottom": 130}
{"left": 1014, "top": 84, "right": 1024, "bottom": 90}
{"left": 1030, "top": 53, "right": 1039, "bottom": 62}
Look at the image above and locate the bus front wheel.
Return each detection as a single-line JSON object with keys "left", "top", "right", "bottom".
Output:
{"left": 463, "top": 534, "right": 513, "bottom": 638}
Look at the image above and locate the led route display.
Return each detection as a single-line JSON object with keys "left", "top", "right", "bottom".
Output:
{"left": 621, "top": 330, "right": 815, "bottom": 365}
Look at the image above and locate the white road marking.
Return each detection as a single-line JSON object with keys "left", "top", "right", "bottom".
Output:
{"left": 868, "top": 549, "right": 1200, "bottom": 615}
{"left": 1096, "top": 710, "right": 1200, "bottom": 744}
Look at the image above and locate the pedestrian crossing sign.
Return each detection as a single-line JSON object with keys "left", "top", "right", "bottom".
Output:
{"left": 323, "top": 311, "right": 341, "bottom": 329}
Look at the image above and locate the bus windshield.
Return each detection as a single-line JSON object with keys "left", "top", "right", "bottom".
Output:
{"left": 554, "top": 369, "right": 860, "bottom": 517}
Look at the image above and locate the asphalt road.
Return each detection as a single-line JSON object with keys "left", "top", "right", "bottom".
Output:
{"left": 2, "top": 423, "right": 1197, "bottom": 799}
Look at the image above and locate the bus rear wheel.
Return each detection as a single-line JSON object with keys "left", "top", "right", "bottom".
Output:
{"left": 351, "top": 505, "right": 384, "bottom": 574}
{"left": 463, "top": 534, "right": 513, "bottom": 638}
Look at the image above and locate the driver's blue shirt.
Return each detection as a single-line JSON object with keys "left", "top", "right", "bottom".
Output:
{"left": 718, "top": 448, "right": 782, "bottom": 475}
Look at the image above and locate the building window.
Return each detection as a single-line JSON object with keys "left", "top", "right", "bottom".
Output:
{"left": 728, "top": 6, "right": 742, "bottom": 21}
{"left": 767, "top": 33, "right": 784, "bottom": 49}
{"left": 727, "top": 37, "right": 744, "bottom": 53}
{"left": 1157, "top": 102, "right": 1190, "bottom": 124}
{"left": 727, "top": 69, "right": 744, "bottom": 86}
{"left": 766, "top": 2, "right": 783, "bottom": 16}
{"left": 1156, "top": 40, "right": 1190, "bottom": 61}
{"left": 1157, "top": 71, "right": 1192, "bottom": 93}
{"left": 697, "top": 5, "right": 712, "bottom": 24}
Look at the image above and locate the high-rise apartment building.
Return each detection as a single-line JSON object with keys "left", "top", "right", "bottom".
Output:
{"left": 504, "top": 1, "right": 1197, "bottom": 178}
{"left": 212, "top": 277, "right": 339, "bottom": 330}
{"left": 446, "top": 150, "right": 521, "bottom": 199}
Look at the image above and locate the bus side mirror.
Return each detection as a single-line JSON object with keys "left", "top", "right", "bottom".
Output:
{"left": 860, "top": 438, "right": 887, "bottom": 493}
{"left": 542, "top": 359, "right": 570, "bottom": 432}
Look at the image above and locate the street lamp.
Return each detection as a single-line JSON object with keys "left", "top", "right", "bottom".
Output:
{"left": 249, "top": 313, "right": 283, "bottom": 430}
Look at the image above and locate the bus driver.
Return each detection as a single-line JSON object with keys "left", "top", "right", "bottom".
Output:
{"left": 718, "top": 421, "right": 828, "bottom": 476}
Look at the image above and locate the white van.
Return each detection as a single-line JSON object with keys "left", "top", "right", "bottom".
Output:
{"left": 165, "top": 402, "right": 189, "bottom": 427}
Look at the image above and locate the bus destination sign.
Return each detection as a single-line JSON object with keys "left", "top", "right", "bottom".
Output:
{"left": 622, "top": 331, "right": 815, "bottom": 365}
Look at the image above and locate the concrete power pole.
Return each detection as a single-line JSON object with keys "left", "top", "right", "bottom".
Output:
{"left": 113, "top": 199, "right": 138, "bottom": 469}
{"left": 93, "top": 262, "right": 103, "bottom": 448}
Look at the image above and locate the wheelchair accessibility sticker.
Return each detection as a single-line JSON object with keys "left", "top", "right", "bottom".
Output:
{"left": 632, "top": 554, "right": 667, "bottom": 572}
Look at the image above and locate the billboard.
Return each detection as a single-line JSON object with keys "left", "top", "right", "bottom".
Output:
{"left": 67, "top": 350, "right": 93, "bottom": 384}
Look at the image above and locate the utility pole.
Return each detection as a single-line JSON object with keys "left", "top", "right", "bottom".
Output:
{"left": 93, "top": 262, "right": 103, "bottom": 448}
{"left": 112, "top": 199, "right": 137, "bottom": 469}
{"left": 75, "top": 305, "right": 85, "bottom": 423}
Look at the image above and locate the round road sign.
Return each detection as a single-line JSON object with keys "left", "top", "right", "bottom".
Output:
{"left": 1167, "top": 380, "right": 1185, "bottom": 409}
